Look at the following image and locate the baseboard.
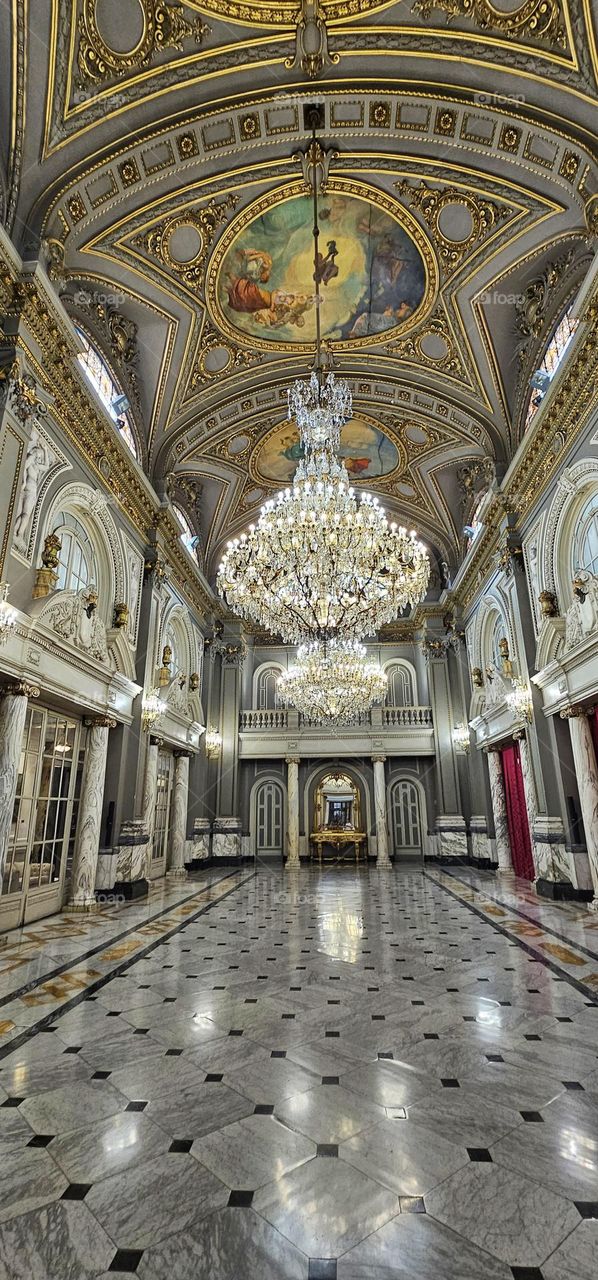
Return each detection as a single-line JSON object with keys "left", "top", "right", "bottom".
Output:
{"left": 425, "top": 854, "right": 498, "bottom": 871}
{"left": 103, "top": 879, "right": 149, "bottom": 902}
{"left": 536, "top": 877, "right": 594, "bottom": 903}
{"left": 186, "top": 855, "right": 255, "bottom": 870}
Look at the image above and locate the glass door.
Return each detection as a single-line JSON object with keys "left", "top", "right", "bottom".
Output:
{"left": 151, "top": 751, "right": 174, "bottom": 879}
{"left": 1, "top": 707, "right": 84, "bottom": 929}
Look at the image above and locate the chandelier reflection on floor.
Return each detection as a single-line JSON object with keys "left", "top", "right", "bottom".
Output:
{"left": 277, "top": 638, "right": 387, "bottom": 725}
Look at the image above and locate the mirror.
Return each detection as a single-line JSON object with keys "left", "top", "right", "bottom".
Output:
{"left": 314, "top": 771, "right": 361, "bottom": 832}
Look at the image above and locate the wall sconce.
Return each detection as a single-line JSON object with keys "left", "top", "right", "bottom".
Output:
{"left": 158, "top": 644, "right": 172, "bottom": 687}
{"left": 142, "top": 690, "right": 166, "bottom": 732}
{"left": 0, "top": 583, "right": 17, "bottom": 645}
{"left": 452, "top": 723, "right": 470, "bottom": 754}
{"left": 498, "top": 637, "right": 513, "bottom": 677}
{"left": 113, "top": 602, "right": 129, "bottom": 629}
{"left": 471, "top": 666, "right": 484, "bottom": 688}
{"left": 189, "top": 672, "right": 200, "bottom": 692}
{"left": 204, "top": 725, "right": 222, "bottom": 759}
{"left": 506, "top": 678, "right": 533, "bottom": 724}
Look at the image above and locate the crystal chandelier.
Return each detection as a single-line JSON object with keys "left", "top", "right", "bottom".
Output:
{"left": 217, "top": 110, "right": 430, "bottom": 654}
{"left": 0, "top": 582, "right": 17, "bottom": 645}
{"left": 277, "top": 638, "right": 387, "bottom": 725}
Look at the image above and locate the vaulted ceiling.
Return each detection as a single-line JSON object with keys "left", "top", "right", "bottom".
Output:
{"left": 1, "top": 0, "right": 597, "bottom": 591}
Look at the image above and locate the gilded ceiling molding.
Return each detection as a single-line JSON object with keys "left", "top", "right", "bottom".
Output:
{"left": 77, "top": 0, "right": 209, "bottom": 86}
{"left": 4, "top": 271, "right": 215, "bottom": 620}
{"left": 396, "top": 179, "right": 511, "bottom": 272}
{"left": 514, "top": 249, "right": 576, "bottom": 354}
{"left": 285, "top": 1, "right": 338, "bottom": 78}
{"left": 192, "top": 0, "right": 391, "bottom": 23}
{"left": 385, "top": 308, "right": 474, "bottom": 388}
{"left": 411, "top": 0, "right": 569, "bottom": 53}
{"left": 457, "top": 294, "right": 598, "bottom": 609}
{"left": 133, "top": 195, "right": 237, "bottom": 294}
{"left": 188, "top": 322, "right": 264, "bottom": 390}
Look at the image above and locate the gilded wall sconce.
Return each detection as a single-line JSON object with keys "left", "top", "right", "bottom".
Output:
{"left": 113, "top": 601, "right": 129, "bottom": 628}
{"left": 538, "top": 590, "right": 559, "bottom": 617}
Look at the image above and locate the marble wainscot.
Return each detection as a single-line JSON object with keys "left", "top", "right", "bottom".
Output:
{"left": 212, "top": 817, "right": 243, "bottom": 862}
{"left": 469, "top": 816, "right": 495, "bottom": 869}
{"left": 113, "top": 820, "right": 149, "bottom": 900}
{"left": 436, "top": 815, "right": 467, "bottom": 861}
{"left": 533, "top": 816, "right": 593, "bottom": 902}
{"left": 186, "top": 818, "right": 211, "bottom": 869}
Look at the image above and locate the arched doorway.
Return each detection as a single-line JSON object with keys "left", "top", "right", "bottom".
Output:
{"left": 255, "top": 779, "right": 284, "bottom": 856}
{"left": 391, "top": 778, "right": 423, "bottom": 862}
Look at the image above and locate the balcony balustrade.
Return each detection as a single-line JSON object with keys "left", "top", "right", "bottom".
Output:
{"left": 239, "top": 706, "right": 433, "bottom": 731}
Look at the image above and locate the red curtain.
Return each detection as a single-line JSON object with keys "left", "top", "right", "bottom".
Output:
{"left": 501, "top": 742, "right": 535, "bottom": 880}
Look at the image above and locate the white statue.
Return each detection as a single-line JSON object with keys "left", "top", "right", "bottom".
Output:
{"left": 13, "top": 427, "right": 51, "bottom": 551}
{"left": 565, "top": 572, "right": 598, "bottom": 650}
{"left": 484, "top": 663, "right": 511, "bottom": 707}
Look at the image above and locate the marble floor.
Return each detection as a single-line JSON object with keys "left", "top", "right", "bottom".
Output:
{"left": 1, "top": 864, "right": 598, "bottom": 1280}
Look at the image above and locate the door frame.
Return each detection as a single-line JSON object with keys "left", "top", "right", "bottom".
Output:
{"left": 251, "top": 775, "right": 287, "bottom": 858}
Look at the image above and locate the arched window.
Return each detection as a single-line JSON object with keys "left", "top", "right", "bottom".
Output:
{"left": 385, "top": 663, "right": 414, "bottom": 707}
{"left": 53, "top": 512, "right": 95, "bottom": 592}
{"left": 257, "top": 666, "right": 281, "bottom": 709}
{"left": 524, "top": 303, "right": 578, "bottom": 431}
{"left": 574, "top": 491, "right": 598, "bottom": 576}
{"left": 75, "top": 327, "right": 138, "bottom": 458}
{"left": 173, "top": 505, "right": 198, "bottom": 556}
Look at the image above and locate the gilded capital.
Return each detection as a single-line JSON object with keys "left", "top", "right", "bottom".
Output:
{"left": 85, "top": 715, "right": 117, "bottom": 729}
{"left": 560, "top": 704, "right": 592, "bottom": 720}
{"left": 4, "top": 680, "right": 40, "bottom": 699}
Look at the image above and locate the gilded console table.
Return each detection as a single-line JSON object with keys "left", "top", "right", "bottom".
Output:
{"left": 309, "top": 831, "right": 367, "bottom": 862}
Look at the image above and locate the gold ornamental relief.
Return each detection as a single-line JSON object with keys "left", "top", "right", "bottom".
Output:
{"left": 189, "top": 0, "right": 396, "bottom": 27}
{"left": 77, "top": 0, "right": 209, "bottom": 86}
{"left": 412, "top": 0, "right": 569, "bottom": 53}
{"left": 206, "top": 177, "right": 438, "bottom": 355}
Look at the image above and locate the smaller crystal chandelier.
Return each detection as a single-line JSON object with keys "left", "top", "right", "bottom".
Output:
{"left": 506, "top": 677, "right": 533, "bottom": 723}
{"left": 141, "top": 690, "right": 166, "bottom": 732}
{"left": 277, "top": 639, "right": 387, "bottom": 725}
{"left": 0, "top": 582, "right": 17, "bottom": 645}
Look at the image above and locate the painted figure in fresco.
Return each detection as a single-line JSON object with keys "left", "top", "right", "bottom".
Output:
{"left": 348, "top": 301, "right": 413, "bottom": 339}
{"left": 314, "top": 241, "right": 339, "bottom": 286}
{"left": 226, "top": 248, "right": 316, "bottom": 329}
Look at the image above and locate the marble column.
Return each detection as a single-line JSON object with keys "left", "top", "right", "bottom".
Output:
{"left": 285, "top": 756, "right": 300, "bottom": 868}
{"left": 140, "top": 734, "right": 161, "bottom": 874}
{"left": 513, "top": 728, "right": 538, "bottom": 879}
{"left": 560, "top": 705, "right": 598, "bottom": 902}
{"left": 484, "top": 746, "right": 512, "bottom": 872}
{"left": 67, "top": 716, "right": 116, "bottom": 910}
{"left": 167, "top": 750, "right": 190, "bottom": 879}
{"left": 372, "top": 755, "right": 391, "bottom": 868}
{"left": 0, "top": 681, "right": 40, "bottom": 885}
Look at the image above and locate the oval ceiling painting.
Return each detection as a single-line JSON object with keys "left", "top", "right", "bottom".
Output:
{"left": 210, "top": 183, "right": 435, "bottom": 350}
{"left": 253, "top": 418, "right": 402, "bottom": 488}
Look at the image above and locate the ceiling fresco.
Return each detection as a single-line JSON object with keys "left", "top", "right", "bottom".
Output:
{"left": 210, "top": 185, "right": 434, "bottom": 348}
{"left": 252, "top": 416, "right": 403, "bottom": 486}
{"left": 1, "top": 0, "right": 597, "bottom": 590}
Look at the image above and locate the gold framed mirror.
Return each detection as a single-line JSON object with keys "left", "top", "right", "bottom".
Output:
{"left": 314, "top": 771, "right": 361, "bottom": 832}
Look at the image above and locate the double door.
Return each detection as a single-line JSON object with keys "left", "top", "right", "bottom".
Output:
{"left": 1, "top": 706, "right": 85, "bottom": 929}
{"left": 150, "top": 750, "right": 175, "bottom": 878}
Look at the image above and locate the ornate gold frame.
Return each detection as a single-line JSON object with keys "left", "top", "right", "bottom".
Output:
{"left": 206, "top": 175, "right": 438, "bottom": 353}
{"left": 314, "top": 772, "right": 361, "bottom": 831}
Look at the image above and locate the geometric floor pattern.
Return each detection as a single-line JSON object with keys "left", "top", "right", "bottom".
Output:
{"left": 1, "top": 864, "right": 597, "bottom": 1279}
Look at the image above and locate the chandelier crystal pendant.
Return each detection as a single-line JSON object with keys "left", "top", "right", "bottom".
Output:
{"left": 288, "top": 368, "right": 352, "bottom": 457}
{"left": 277, "top": 638, "right": 387, "bottom": 725}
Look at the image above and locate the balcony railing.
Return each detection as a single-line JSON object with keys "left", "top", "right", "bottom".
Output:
{"left": 240, "top": 706, "right": 433, "bottom": 731}
{"left": 382, "top": 706, "right": 433, "bottom": 727}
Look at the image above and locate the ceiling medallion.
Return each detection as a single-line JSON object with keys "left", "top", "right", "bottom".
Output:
{"left": 133, "top": 196, "right": 237, "bottom": 292}
{"left": 397, "top": 180, "right": 511, "bottom": 272}
{"left": 412, "top": 0, "right": 568, "bottom": 52}
{"left": 277, "top": 639, "right": 387, "bottom": 725}
{"left": 217, "top": 110, "right": 430, "bottom": 659}
{"left": 77, "top": 1, "right": 209, "bottom": 87}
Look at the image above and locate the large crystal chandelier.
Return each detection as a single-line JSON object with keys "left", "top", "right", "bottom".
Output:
{"left": 277, "top": 638, "right": 387, "bottom": 725}
{"left": 217, "top": 109, "right": 430, "bottom": 720}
